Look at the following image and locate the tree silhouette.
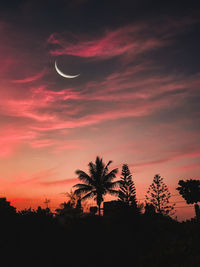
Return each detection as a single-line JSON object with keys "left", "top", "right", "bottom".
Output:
{"left": 55, "top": 200, "right": 82, "bottom": 224}
{"left": 36, "top": 206, "right": 52, "bottom": 217}
{"left": 145, "top": 174, "right": 175, "bottom": 216}
{"left": 55, "top": 201, "right": 74, "bottom": 216}
{"left": 73, "top": 156, "right": 119, "bottom": 215}
{"left": 0, "top": 197, "right": 16, "bottom": 217}
{"left": 118, "top": 164, "right": 137, "bottom": 209}
{"left": 177, "top": 179, "right": 200, "bottom": 221}
{"left": 65, "top": 189, "right": 82, "bottom": 211}
{"left": 144, "top": 203, "right": 156, "bottom": 216}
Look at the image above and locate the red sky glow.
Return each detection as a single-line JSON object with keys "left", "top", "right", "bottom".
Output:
{"left": 0, "top": 1, "right": 200, "bottom": 221}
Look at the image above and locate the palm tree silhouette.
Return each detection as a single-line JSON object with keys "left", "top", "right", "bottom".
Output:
{"left": 73, "top": 156, "right": 119, "bottom": 215}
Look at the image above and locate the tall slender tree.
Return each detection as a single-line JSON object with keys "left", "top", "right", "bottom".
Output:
{"left": 118, "top": 164, "right": 137, "bottom": 209}
{"left": 73, "top": 156, "right": 120, "bottom": 215}
{"left": 145, "top": 174, "right": 175, "bottom": 216}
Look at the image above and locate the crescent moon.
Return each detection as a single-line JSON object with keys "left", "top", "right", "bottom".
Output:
{"left": 55, "top": 61, "right": 80, "bottom": 79}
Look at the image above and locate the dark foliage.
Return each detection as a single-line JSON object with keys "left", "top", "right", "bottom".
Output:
{"left": 0, "top": 195, "right": 199, "bottom": 267}
{"left": 146, "top": 174, "right": 175, "bottom": 216}
{"left": 144, "top": 202, "right": 156, "bottom": 216}
{"left": 177, "top": 179, "right": 200, "bottom": 204}
{"left": 55, "top": 200, "right": 83, "bottom": 224}
{"left": 1, "top": 171, "right": 199, "bottom": 266}
{"left": 73, "top": 156, "right": 120, "bottom": 215}
{"left": 118, "top": 164, "right": 137, "bottom": 209}
{"left": 0, "top": 206, "right": 199, "bottom": 267}
{"left": 0, "top": 197, "right": 16, "bottom": 217}
{"left": 177, "top": 179, "right": 200, "bottom": 221}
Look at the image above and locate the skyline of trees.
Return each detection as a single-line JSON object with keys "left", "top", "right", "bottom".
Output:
{"left": 72, "top": 158, "right": 177, "bottom": 217}
{"left": 0, "top": 156, "right": 199, "bottom": 220}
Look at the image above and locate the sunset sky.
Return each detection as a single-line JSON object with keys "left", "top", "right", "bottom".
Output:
{"left": 0, "top": 0, "right": 200, "bottom": 220}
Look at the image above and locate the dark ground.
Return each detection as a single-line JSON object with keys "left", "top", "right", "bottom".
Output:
{"left": 0, "top": 210, "right": 200, "bottom": 267}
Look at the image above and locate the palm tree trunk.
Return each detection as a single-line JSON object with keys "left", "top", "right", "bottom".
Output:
{"left": 98, "top": 203, "right": 101, "bottom": 216}
{"left": 97, "top": 194, "right": 102, "bottom": 216}
{"left": 194, "top": 203, "right": 200, "bottom": 222}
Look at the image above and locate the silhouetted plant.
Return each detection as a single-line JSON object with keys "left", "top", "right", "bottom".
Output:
{"left": 36, "top": 206, "right": 52, "bottom": 217}
{"left": 118, "top": 164, "right": 137, "bottom": 209}
{"left": 0, "top": 197, "right": 16, "bottom": 217}
{"left": 65, "top": 189, "right": 83, "bottom": 212}
{"left": 55, "top": 201, "right": 82, "bottom": 224}
{"left": 89, "top": 206, "right": 98, "bottom": 215}
{"left": 137, "top": 202, "right": 144, "bottom": 213}
{"left": 65, "top": 189, "right": 77, "bottom": 206}
{"left": 145, "top": 174, "right": 175, "bottom": 216}
{"left": 73, "top": 156, "right": 119, "bottom": 215}
{"left": 18, "top": 207, "right": 35, "bottom": 216}
{"left": 144, "top": 203, "right": 156, "bottom": 216}
{"left": 55, "top": 201, "right": 73, "bottom": 216}
{"left": 177, "top": 179, "right": 200, "bottom": 221}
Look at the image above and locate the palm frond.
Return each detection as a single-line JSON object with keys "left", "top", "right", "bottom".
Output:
{"left": 105, "top": 180, "right": 121, "bottom": 189}
{"left": 81, "top": 191, "right": 96, "bottom": 200}
{"left": 88, "top": 162, "right": 97, "bottom": 179}
{"left": 107, "top": 189, "right": 120, "bottom": 196}
{"left": 95, "top": 156, "right": 103, "bottom": 167}
{"left": 73, "top": 183, "right": 92, "bottom": 189}
{"left": 95, "top": 157, "right": 105, "bottom": 181}
{"left": 75, "top": 170, "right": 94, "bottom": 185}
{"left": 103, "top": 168, "right": 118, "bottom": 182}
{"left": 103, "top": 160, "right": 113, "bottom": 176}
{"left": 73, "top": 184, "right": 93, "bottom": 197}
{"left": 105, "top": 160, "right": 112, "bottom": 168}
{"left": 74, "top": 157, "right": 120, "bottom": 210}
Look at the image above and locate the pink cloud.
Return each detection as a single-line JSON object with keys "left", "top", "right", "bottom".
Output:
{"left": 47, "top": 25, "right": 165, "bottom": 59}
{"left": 28, "top": 138, "right": 84, "bottom": 152}
{"left": 30, "top": 107, "right": 154, "bottom": 131}
{"left": 12, "top": 69, "right": 45, "bottom": 84}
{"left": 0, "top": 18, "right": 198, "bottom": 168}
{"left": 172, "top": 162, "right": 200, "bottom": 172}
{"left": 29, "top": 139, "right": 56, "bottom": 149}
{"left": 0, "top": 85, "right": 84, "bottom": 123}
{"left": 4, "top": 98, "right": 56, "bottom": 121}
{"left": 0, "top": 58, "right": 198, "bottom": 161}
{"left": 11, "top": 166, "right": 59, "bottom": 186}
{"left": 0, "top": 127, "right": 37, "bottom": 157}
{"left": 47, "top": 18, "right": 196, "bottom": 60}
{"left": 133, "top": 150, "right": 200, "bottom": 168}
{"left": 93, "top": 71, "right": 188, "bottom": 97}
{"left": 79, "top": 63, "right": 196, "bottom": 106}
{"left": 30, "top": 89, "right": 185, "bottom": 132}
{"left": 39, "top": 178, "right": 78, "bottom": 187}
{"left": 31, "top": 87, "right": 82, "bottom": 102}
{"left": 52, "top": 140, "right": 84, "bottom": 153}
{"left": 0, "top": 145, "right": 14, "bottom": 158}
